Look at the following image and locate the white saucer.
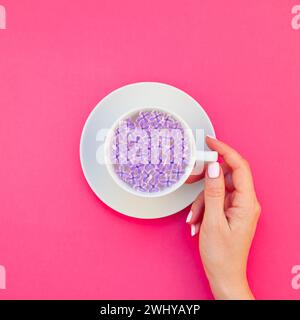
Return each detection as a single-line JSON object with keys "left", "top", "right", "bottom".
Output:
{"left": 80, "top": 82, "right": 216, "bottom": 219}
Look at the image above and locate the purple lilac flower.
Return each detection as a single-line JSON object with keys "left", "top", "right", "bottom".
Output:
{"left": 111, "top": 109, "right": 191, "bottom": 194}
{"left": 125, "top": 172, "right": 136, "bottom": 186}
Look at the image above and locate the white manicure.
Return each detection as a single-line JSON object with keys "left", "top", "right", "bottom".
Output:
{"left": 206, "top": 134, "right": 216, "bottom": 139}
{"left": 191, "top": 223, "right": 200, "bottom": 237}
{"left": 186, "top": 210, "right": 193, "bottom": 223}
{"left": 208, "top": 162, "right": 220, "bottom": 178}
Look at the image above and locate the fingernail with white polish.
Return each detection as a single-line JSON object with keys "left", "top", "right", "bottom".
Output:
{"left": 186, "top": 210, "right": 193, "bottom": 223}
{"left": 206, "top": 134, "right": 216, "bottom": 139}
{"left": 208, "top": 161, "right": 220, "bottom": 178}
{"left": 191, "top": 223, "right": 200, "bottom": 237}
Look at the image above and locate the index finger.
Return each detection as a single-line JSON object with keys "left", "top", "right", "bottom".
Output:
{"left": 206, "top": 136, "right": 255, "bottom": 194}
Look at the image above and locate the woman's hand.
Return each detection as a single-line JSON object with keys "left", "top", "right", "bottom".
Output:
{"left": 186, "top": 136, "right": 261, "bottom": 300}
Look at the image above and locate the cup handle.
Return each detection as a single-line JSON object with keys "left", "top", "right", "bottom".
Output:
{"left": 190, "top": 150, "right": 218, "bottom": 176}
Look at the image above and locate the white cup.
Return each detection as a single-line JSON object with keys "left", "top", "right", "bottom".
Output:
{"left": 101, "top": 107, "right": 218, "bottom": 198}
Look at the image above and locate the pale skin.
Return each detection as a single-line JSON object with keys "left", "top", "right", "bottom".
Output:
{"left": 185, "top": 136, "right": 261, "bottom": 300}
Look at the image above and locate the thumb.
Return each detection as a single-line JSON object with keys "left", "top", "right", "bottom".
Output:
{"left": 203, "top": 162, "right": 226, "bottom": 224}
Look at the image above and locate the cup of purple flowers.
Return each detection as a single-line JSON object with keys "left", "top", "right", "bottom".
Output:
{"left": 103, "top": 107, "right": 217, "bottom": 197}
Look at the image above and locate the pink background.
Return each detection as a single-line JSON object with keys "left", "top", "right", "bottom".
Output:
{"left": 0, "top": 0, "right": 300, "bottom": 299}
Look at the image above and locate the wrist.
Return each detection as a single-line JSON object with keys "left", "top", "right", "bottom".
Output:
{"left": 208, "top": 274, "right": 254, "bottom": 300}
